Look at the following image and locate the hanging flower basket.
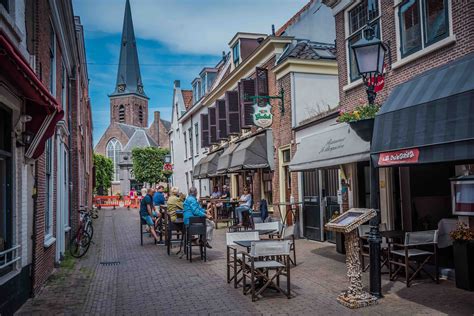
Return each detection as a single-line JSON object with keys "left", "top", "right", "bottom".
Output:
{"left": 349, "top": 118, "right": 375, "bottom": 142}
{"left": 338, "top": 101, "right": 380, "bottom": 142}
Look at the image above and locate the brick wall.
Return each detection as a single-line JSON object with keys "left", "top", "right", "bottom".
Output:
{"left": 110, "top": 95, "right": 148, "bottom": 127}
{"left": 94, "top": 123, "right": 131, "bottom": 156}
{"left": 335, "top": 1, "right": 474, "bottom": 112}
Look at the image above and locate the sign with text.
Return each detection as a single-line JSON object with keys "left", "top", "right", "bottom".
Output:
{"left": 378, "top": 148, "right": 420, "bottom": 166}
{"left": 163, "top": 163, "right": 173, "bottom": 171}
{"left": 253, "top": 103, "right": 273, "bottom": 128}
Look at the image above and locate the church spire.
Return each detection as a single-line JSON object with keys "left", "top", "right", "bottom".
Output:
{"left": 111, "top": 0, "right": 148, "bottom": 99}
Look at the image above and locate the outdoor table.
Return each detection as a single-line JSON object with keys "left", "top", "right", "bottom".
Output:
{"left": 234, "top": 239, "right": 274, "bottom": 251}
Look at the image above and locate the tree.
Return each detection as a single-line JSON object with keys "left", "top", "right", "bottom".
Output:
{"left": 93, "top": 153, "right": 113, "bottom": 195}
{"left": 131, "top": 147, "right": 171, "bottom": 185}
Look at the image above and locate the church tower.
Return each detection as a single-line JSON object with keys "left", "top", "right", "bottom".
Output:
{"left": 109, "top": 0, "right": 149, "bottom": 128}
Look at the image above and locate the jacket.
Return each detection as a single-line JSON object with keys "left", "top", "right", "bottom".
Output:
{"left": 183, "top": 195, "right": 206, "bottom": 225}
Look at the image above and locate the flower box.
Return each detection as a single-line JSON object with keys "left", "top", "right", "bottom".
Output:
{"left": 349, "top": 118, "right": 375, "bottom": 143}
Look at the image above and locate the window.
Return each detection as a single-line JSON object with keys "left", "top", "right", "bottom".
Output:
{"left": 347, "top": 0, "right": 380, "bottom": 82}
{"left": 188, "top": 127, "right": 193, "bottom": 158}
{"left": 106, "top": 138, "right": 122, "bottom": 181}
{"left": 184, "top": 131, "right": 188, "bottom": 160}
{"left": 45, "top": 138, "right": 53, "bottom": 239}
{"left": 49, "top": 23, "right": 56, "bottom": 94}
{"left": 119, "top": 105, "right": 125, "bottom": 123}
{"left": 194, "top": 123, "right": 199, "bottom": 155}
{"left": 398, "top": 0, "right": 449, "bottom": 58}
{"left": 138, "top": 105, "right": 143, "bottom": 124}
{"left": 282, "top": 149, "right": 291, "bottom": 164}
{"left": 201, "top": 73, "right": 206, "bottom": 96}
{"left": 232, "top": 42, "right": 240, "bottom": 67}
{"left": 263, "top": 171, "right": 273, "bottom": 204}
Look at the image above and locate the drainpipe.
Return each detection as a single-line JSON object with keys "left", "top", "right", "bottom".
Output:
{"left": 67, "top": 70, "right": 74, "bottom": 234}
{"left": 31, "top": 163, "right": 38, "bottom": 296}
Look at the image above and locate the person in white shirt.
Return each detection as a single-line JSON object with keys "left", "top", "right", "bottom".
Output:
{"left": 235, "top": 187, "right": 252, "bottom": 225}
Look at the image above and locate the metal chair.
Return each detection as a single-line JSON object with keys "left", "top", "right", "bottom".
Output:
{"left": 389, "top": 230, "right": 439, "bottom": 287}
{"left": 281, "top": 225, "right": 296, "bottom": 266}
{"left": 186, "top": 216, "right": 207, "bottom": 262}
{"left": 226, "top": 231, "right": 260, "bottom": 288}
{"left": 242, "top": 240, "right": 292, "bottom": 301}
{"left": 164, "top": 212, "right": 184, "bottom": 256}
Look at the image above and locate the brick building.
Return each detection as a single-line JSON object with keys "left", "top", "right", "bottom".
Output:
{"left": 0, "top": 0, "right": 93, "bottom": 313}
{"left": 94, "top": 0, "right": 170, "bottom": 195}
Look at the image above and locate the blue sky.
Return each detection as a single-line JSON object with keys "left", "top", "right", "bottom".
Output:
{"left": 72, "top": 0, "right": 308, "bottom": 145}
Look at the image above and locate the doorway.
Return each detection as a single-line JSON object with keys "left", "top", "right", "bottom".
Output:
{"left": 322, "top": 168, "right": 340, "bottom": 243}
{"left": 302, "top": 170, "right": 321, "bottom": 241}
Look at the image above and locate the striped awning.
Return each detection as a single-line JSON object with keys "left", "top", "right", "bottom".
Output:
{"left": 371, "top": 53, "right": 474, "bottom": 167}
{"left": 193, "top": 151, "right": 222, "bottom": 179}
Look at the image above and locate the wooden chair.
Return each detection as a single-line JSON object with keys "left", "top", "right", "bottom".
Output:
{"left": 242, "top": 240, "right": 292, "bottom": 301}
{"left": 226, "top": 231, "right": 260, "bottom": 288}
{"left": 186, "top": 216, "right": 207, "bottom": 262}
{"left": 389, "top": 230, "right": 439, "bottom": 287}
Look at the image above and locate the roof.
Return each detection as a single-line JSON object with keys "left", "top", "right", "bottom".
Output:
{"left": 276, "top": 0, "right": 315, "bottom": 36}
{"left": 160, "top": 119, "right": 171, "bottom": 130}
{"left": 110, "top": 0, "right": 147, "bottom": 99}
{"left": 117, "top": 122, "right": 139, "bottom": 138}
{"left": 181, "top": 90, "right": 193, "bottom": 110}
{"left": 123, "top": 129, "right": 158, "bottom": 151}
{"left": 278, "top": 41, "right": 335, "bottom": 63}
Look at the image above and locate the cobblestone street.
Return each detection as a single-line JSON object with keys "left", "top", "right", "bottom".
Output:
{"left": 17, "top": 208, "right": 474, "bottom": 315}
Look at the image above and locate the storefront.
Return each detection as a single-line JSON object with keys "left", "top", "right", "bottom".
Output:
{"left": 371, "top": 54, "right": 474, "bottom": 281}
{"left": 290, "top": 122, "right": 370, "bottom": 242}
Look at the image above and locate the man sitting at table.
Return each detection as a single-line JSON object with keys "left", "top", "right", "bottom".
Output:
{"left": 235, "top": 187, "right": 252, "bottom": 225}
{"left": 140, "top": 188, "right": 161, "bottom": 243}
{"left": 167, "top": 186, "right": 184, "bottom": 222}
{"left": 183, "top": 187, "right": 215, "bottom": 248}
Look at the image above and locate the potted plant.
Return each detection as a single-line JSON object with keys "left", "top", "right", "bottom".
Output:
{"left": 450, "top": 222, "right": 474, "bottom": 291}
{"left": 338, "top": 100, "right": 380, "bottom": 142}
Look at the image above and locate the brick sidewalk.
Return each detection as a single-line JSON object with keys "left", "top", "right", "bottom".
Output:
{"left": 17, "top": 208, "right": 474, "bottom": 315}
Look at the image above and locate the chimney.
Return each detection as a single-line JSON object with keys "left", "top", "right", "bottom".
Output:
{"left": 154, "top": 110, "right": 160, "bottom": 123}
{"left": 154, "top": 111, "right": 161, "bottom": 145}
{"left": 174, "top": 80, "right": 180, "bottom": 88}
{"left": 222, "top": 51, "right": 226, "bottom": 61}
{"left": 271, "top": 24, "right": 275, "bottom": 36}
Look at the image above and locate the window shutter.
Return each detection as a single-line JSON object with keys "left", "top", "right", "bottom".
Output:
{"left": 200, "top": 113, "right": 209, "bottom": 148}
{"left": 208, "top": 106, "right": 218, "bottom": 144}
{"left": 239, "top": 78, "right": 255, "bottom": 128}
{"left": 216, "top": 99, "right": 228, "bottom": 140}
{"left": 255, "top": 67, "right": 269, "bottom": 106}
{"left": 225, "top": 90, "right": 240, "bottom": 135}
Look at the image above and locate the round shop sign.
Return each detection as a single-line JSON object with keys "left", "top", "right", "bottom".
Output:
{"left": 253, "top": 102, "right": 273, "bottom": 128}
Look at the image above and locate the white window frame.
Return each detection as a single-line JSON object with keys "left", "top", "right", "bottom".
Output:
{"left": 393, "top": 0, "right": 455, "bottom": 69}
{"left": 343, "top": 0, "right": 383, "bottom": 91}
{"left": 106, "top": 138, "right": 122, "bottom": 182}
{"left": 44, "top": 138, "right": 55, "bottom": 246}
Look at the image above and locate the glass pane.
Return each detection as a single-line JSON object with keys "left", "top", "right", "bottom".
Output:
{"left": 349, "top": 33, "right": 362, "bottom": 81}
{"left": 349, "top": 0, "right": 379, "bottom": 34}
{"left": 400, "top": 0, "right": 422, "bottom": 56}
{"left": 424, "top": 0, "right": 448, "bottom": 45}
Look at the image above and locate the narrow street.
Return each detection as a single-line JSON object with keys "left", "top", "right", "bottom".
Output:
{"left": 16, "top": 208, "right": 474, "bottom": 315}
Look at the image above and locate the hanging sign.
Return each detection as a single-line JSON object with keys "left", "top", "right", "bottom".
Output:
{"left": 163, "top": 163, "right": 173, "bottom": 171}
{"left": 253, "top": 102, "right": 273, "bottom": 128}
{"left": 378, "top": 148, "right": 419, "bottom": 166}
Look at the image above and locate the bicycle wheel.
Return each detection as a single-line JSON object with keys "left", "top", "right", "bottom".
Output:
{"left": 70, "top": 230, "right": 91, "bottom": 258}
{"left": 85, "top": 221, "right": 94, "bottom": 240}
{"left": 91, "top": 207, "right": 99, "bottom": 219}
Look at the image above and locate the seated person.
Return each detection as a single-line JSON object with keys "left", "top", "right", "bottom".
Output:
{"left": 221, "top": 185, "right": 230, "bottom": 199}
{"left": 153, "top": 185, "right": 166, "bottom": 213}
{"left": 210, "top": 186, "right": 221, "bottom": 199}
{"left": 167, "top": 186, "right": 184, "bottom": 222}
{"left": 140, "top": 188, "right": 161, "bottom": 242}
{"left": 183, "top": 187, "right": 215, "bottom": 248}
{"left": 235, "top": 187, "right": 252, "bottom": 225}
{"left": 209, "top": 186, "right": 222, "bottom": 218}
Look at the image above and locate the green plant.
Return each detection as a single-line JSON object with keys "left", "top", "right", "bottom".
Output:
{"left": 93, "top": 154, "right": 113, "bottom": 195}
{"left": 338, "top": 99, "right": 380, "bottom": 123}
{"left": 131, "top": 147, "right": 171, "bottom": 185}
{"left": 450, "top": 222, "right": 474, "bottom": 242}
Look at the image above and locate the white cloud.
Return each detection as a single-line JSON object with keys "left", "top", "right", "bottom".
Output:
{"left": 73, "top": 0, "right": 308, "bottom": 55}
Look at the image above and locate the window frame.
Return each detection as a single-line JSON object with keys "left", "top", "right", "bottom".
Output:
{"left": 194, "top": 123, "right": 199, "bottom": 156}
{"left": 183, "top": 131, "right": 188, "bottom": 161}
{"left": 232, "top": 42, "right": 240, "bottom": 67}
{"left": 188, "top": 127, "right": 193, "bottom": 158}
{"left": 344, "top": 0, "right": 382, "bottom": 84}
{"left": 44, "top": 138, "right": 54, "bottom": 243}
{"left": 106, "top": 138, "right": 122, "bottom": 182}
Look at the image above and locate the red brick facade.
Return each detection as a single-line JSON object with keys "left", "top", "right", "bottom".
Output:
{"left": 110, "top": 95, "right": 149, "bottom": 127}
{"left": 334, "top": 1, "right": 474, "bottom": 112}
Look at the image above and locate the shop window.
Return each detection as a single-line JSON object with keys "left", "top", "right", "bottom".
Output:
{"left": 107, "top": 138, "right": 122, "bottom": 181}
{"left": 398, "top": 0, "right": 449, "bottom": 58}
{"left": 347, "top": 0, "right": 381, "bottom": 82}
{"left": 263, "top": 171, "right": 273, "bottom": 203}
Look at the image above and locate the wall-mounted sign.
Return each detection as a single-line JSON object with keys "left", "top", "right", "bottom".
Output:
{"left": 163, "top": 163, "right": 173, "bottom": 171}
{"left": 253, "top": 103, "right": 273, "bottom": 128}
{"left": 378, "top": 148, "right": 419, "bottom": 166}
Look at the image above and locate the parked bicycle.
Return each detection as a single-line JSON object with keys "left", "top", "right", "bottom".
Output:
{"left": 70, "top": 206, "right": 97, "bottom": 258}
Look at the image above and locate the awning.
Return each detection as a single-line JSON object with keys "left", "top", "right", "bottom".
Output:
{"left": 228, "top": 133, "right": 271, "bottom": 172}
{"left": 289, "top": 123, "right": 370, "bottom": 171}
{"left": 371, "top": 53, "right": 474, "bottom": 167}
{"left": 193, "top": 158, "right": 203, "bottom": 179}
{"left": 217, "top": 143, "right": 240, "bottom": 174}
{"left": 0, "top": 31, "right": 63, "bottom": 159}
{"left": 198, "top": 151, "right": 222, "bottom": 178}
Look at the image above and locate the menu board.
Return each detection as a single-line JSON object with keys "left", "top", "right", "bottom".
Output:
{"left": 325, "top": 208, "right": 377, "bottom": 233}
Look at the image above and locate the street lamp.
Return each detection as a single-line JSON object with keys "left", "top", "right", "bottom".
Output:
{"left": 164, "top": 154, "right": 172, "bottom": 192}
{"left": 164, "top": 154, "right": 171, "bottom": 164}
{"left": 351, "top": 24, "right": 387, "bottom": 299}
{"left": 351, "top": 25, "right": 387, "bottom": 105}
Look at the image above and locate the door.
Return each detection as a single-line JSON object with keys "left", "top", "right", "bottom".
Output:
{"left": 322, "top": 168, "right": 340, "bottom": 243}
{"left": 302, "top": 170, "right": 321, "bottom": 241}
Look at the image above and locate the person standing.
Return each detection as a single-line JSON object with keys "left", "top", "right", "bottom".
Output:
{"left": 183, "top": 187, "right": 215, "bottom": 248}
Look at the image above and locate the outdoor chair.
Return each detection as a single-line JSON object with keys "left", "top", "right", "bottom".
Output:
{"left": 280, "top": 225, "right": 297, "bottom": 266}
{"left": 164, "top": 212, "right": 184, "bottom": 256}
{"left": 185, "top": 216, "right": 207, "bottom": 262}
{"left": 242, "top": 240, "right": 292, "bottom": 301}
{"left": 389, "top": 229, "right": 439, "bottom": 287}
{"left": 254, "top": 221, "right": 281, "bottom": 239}
{"left": 226, "top": 231, "right": 260, "bottom": 288}
{"left": 358, "top": 223, "right": 389, "bottom": 272}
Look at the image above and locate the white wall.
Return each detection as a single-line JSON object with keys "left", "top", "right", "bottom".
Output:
{"left": 292, "top": 73, "right": 339, "bottom": 127}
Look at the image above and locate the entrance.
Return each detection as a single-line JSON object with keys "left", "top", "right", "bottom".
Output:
{"left": 322, "top": 168, "right": 340, "bottom": 243}
{"left": 302, "top": 170, "right": 321, "bottom": 241}
{"left": 0, "top": 105, "right": 12, "bottom": 276}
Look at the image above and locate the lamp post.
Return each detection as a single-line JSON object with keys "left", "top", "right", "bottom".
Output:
{"left": 351, "top": 23, "right": 388, "bottom": 299}
{"left": 164, "top": 154, "right": 172, "bottom": 192}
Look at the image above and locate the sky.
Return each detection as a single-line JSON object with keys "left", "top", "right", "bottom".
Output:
{"left": 72, "top": 0, "right": 308, "bottom": 146}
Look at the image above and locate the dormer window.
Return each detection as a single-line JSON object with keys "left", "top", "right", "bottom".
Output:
{"left": 232, "top": 42, "right": 240, "bottom": 67}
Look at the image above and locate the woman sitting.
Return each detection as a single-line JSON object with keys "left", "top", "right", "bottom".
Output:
{"left": 167, "top": 186, "right": 184, "bottom": 222}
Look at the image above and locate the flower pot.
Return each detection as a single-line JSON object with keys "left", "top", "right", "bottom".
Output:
{"left": 349, "top": 118, "right": 375, "bottom": 142}
{"left": 453, "top": 240, "right": 474, "bottom": 291}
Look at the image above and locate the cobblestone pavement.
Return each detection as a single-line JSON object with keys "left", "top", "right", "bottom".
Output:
{"left": 17, "top": 207, "right": 474, "bottom": 315}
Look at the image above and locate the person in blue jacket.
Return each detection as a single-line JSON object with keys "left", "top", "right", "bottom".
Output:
{"left": 153, "top": 185, "right": 166, "bottom": 207}
{"left": 183, "top": 187, "right": 215, "bottom": 248}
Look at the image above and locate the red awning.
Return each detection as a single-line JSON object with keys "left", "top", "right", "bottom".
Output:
{"left": 0, "top": 31, "right": 63, "bottom": 159}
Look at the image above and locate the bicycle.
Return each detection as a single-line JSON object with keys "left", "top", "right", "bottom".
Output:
{"left": 70, "top": 206, "right": 94, "bottom": 258}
